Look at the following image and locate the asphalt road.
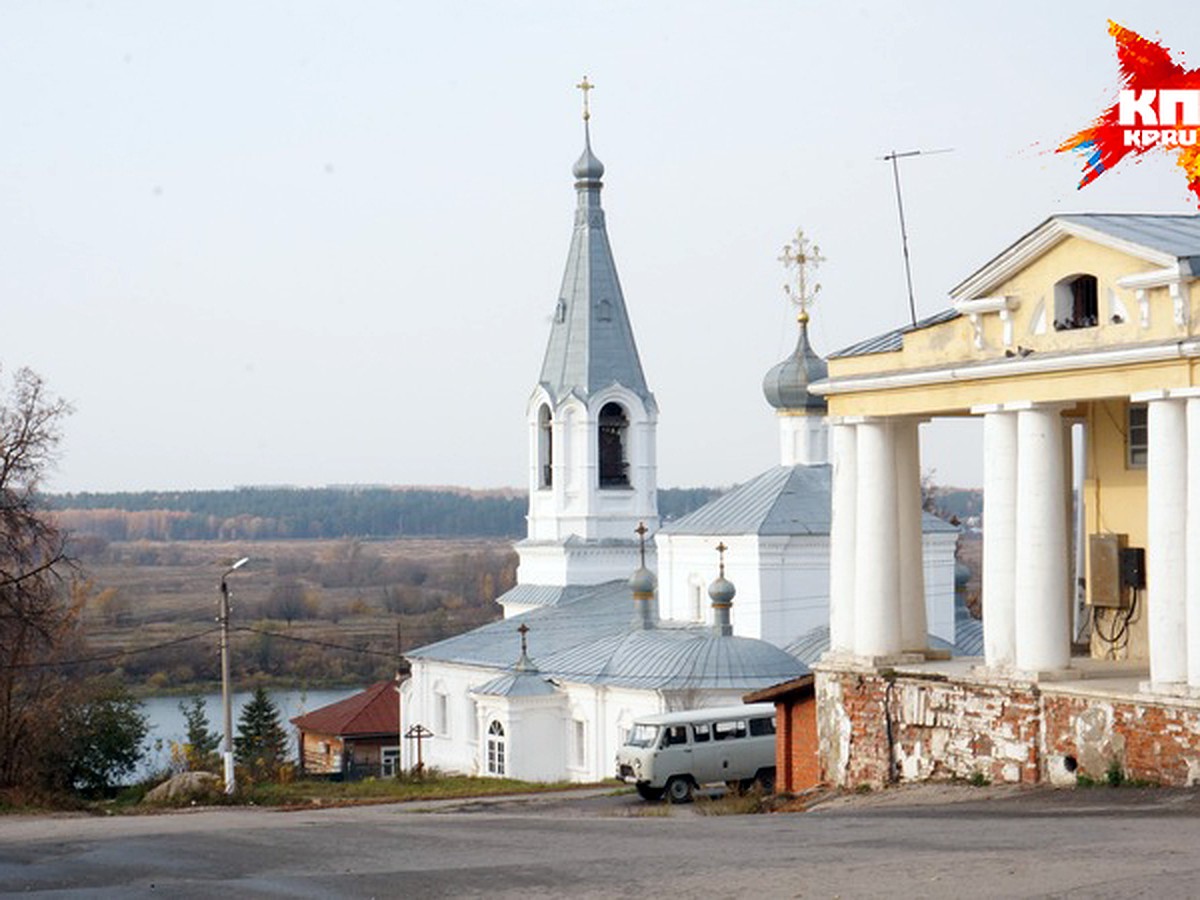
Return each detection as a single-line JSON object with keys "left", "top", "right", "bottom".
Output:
{"left": 3, "top": 785, "right": 1200, "bottom": 898}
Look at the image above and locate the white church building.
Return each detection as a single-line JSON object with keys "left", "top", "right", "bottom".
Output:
{"left": 399, "top": 107, "right": 960, "bottom": 782}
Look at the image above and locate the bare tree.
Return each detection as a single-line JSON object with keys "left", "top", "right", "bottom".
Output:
{"left": 0, "top": 367, "right": 76, "bottom": 788}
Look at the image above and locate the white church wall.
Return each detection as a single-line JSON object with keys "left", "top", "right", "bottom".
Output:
{"left": 758, "top": 536, "right": 831, "bottom": 646}
{"left": 401, "top": 659, "right": 499, "bottom": 775}
{"left": 923, "top": 531, "right": 959, "bottom": 644}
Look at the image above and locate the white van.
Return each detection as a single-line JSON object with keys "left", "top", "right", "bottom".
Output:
{"left": 614, "top": 703, "right": 777, "bottom": 802}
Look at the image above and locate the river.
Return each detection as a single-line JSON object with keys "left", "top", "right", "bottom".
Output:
{"left": 136, "top": 687, "right": 361, "bottom": 780}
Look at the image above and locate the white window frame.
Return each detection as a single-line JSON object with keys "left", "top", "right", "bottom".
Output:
{"left": 486, "top": 720, "right": 506, "bottom": 776}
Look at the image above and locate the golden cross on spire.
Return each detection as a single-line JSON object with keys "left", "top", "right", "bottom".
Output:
{"left": 779, "top": 227, "right": 825, "bottom": 323}
{"left": 576, "top": 75, "right": 594, "bottom": 121}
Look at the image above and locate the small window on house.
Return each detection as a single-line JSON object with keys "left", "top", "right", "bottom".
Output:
{"left": 598, "top": 402, "right": 630, "bottom": 488}
{"left": 486, "top": 720, "right": 506, "bottom": 775}
{"left": 538, "top": 405, "right": 553, "bottom": 489}
{"left": 382, "top": 747, "right": 400, "bottom": 777}
{"left": 572, "top": 719, "right": 586, "bottom": 768}
{"left": 1053, "top": 274, "right": 1099, "bottom": 331}
{"left": 1128, "top": 403, "right": 1148, "bottom": 469}
{"left": 434, "top": 691, "right": 449, "bottom": 736}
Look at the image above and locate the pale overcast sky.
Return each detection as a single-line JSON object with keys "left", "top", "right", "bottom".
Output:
{"left": 3, "top": 1, "right": 1199, "bottom": 493}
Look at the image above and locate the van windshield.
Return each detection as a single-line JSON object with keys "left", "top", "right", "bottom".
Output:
{"left": 626, "top": 724, "right": 659, "bottom": 748}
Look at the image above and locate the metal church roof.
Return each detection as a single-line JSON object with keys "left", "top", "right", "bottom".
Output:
{"left": 536, "top": 128, "right": 653, "bottom": 406}
{"left": 660, "top": 464, "right": 958, "bottom": 537}
{"left": 472, "top": 670, "right": 558, "bottom": 698}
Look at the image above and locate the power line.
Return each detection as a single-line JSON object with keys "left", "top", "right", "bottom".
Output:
{"left": 1, "top": 625, "right": 222, "bottom": 670}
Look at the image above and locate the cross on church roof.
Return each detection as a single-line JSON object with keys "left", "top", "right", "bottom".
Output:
{"left": 576, "top": 75, "right": 594, "bottom": 121}
{"left": 716, "top": 542, "right": 728, "bottom": 577}
{"left": 517, "top": 622, "right": 530, "bottom": 657}
{"left": 779, "top": 228, "right": 824, "bottom": 324}
{"left": 635, "top": 521, "right": 647, "bottom": 567}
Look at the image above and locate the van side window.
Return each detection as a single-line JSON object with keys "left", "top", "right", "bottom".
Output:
{"left": 749, "top": 716, "right": 776, "bottom": 737}
{"left": 692, "top": 723, "right": 710, "bottom": 743}
{"left": 713, "top": 720, "right": 747, "bottom": 741}
{"left": 662, "top": 725, "right": 689, "bottom": 747}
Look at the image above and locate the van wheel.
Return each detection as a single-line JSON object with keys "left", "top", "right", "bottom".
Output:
{"left": 754, "top": 767, "right": 776, "bottom": 794}
{"left": 665, "top": 776, "right": 694, "bottom": 804}
{"left": 636, "top": 783, "right": 665, "bottom": 802}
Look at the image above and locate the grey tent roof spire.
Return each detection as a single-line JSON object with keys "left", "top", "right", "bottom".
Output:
{"left": 515, "top": 623, "right": 536, "bottom": 672}
{"left": 536, "top": 86, "right": 653, "bottom": 407}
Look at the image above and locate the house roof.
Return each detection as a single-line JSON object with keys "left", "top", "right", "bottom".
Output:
{"left": 1053, "top": 213, "right": 1200, "bottom": 265}
{"left": 536, "top": 127, "right": 653, "bottom": 407}
{"left": 829, "top": 308, "right": 960, "bottom": 359}
{"left": 290, "top": 681, "right": 399, "bottom": 738}
{"left": 659, "top": 464, "right": 958, "bottom": 537}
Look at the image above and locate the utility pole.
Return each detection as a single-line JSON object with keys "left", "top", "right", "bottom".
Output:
{"left": 219, "top": 557, "right": 249, "bottom": 795}
{"left": 879, "top": 148, "right": 953, "bottom": 327}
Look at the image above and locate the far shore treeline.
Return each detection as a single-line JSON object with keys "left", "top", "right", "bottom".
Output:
{"left": 44, "top": 486, "right": 726, "bottom": 542}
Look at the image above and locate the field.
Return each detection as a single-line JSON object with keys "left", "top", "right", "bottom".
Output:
{"left": 73, "top": 537, "right": 515, "bottom": 692}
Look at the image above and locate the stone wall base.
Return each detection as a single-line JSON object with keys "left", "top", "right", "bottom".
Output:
{"left": 816, "top": 664, "right": 1200, "bottom": 788}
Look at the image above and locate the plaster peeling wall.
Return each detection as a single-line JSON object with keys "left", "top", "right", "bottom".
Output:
{"left": 819, "top": 665, "right": 1200, "bottom": 788}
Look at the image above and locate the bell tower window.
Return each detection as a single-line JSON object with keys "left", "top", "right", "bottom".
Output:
{"left": 1053, "top": 274, "right": 1099, "bottom": 331}
{"left": 538, "top": 405, "right": 553, "bottom": 489}
{"left": 598, "top": 402, "right": 630, "bottom": 488}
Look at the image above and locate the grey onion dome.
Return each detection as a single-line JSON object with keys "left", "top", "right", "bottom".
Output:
{"left": 762, "top": 313, "right": 828, "bottom": 412}
{"left": 572, "top": 130, "right": 605, "bottom": 181}
{"left": 708, "top": 573, "right": 736, "bottom": 606}
{"left": 629, "top": 566, "right": 656, "bottom": 595}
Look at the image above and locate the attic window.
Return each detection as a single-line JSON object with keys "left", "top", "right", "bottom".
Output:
{"left": 1053, "top": 274, "right": 1099, "bottom": 331}
{"left": 598, "top": 402, "right": 630, "bottom": 488}
{"left": 538, "top": 405, "right": 553, "bottom": 489}
{"left": 1128, "top": 402, "right": 1148, "bottom": 469}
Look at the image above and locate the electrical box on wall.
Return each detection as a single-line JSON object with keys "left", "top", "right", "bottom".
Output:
{"left": 1089, "top": 534, "right": 1135, "bottom": 609}
{"left": 1119, "top": 546, "right": 1145, "bottom": 589}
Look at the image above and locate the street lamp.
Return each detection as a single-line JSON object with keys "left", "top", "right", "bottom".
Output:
{"left": 219, "top": 557, "right": 249, "bottom": 795}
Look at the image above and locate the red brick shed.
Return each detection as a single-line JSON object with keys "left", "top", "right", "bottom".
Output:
{"left": 291, "top": 681, "right": 402, "bottom": 778}
{"left": 744, "top": 674, "right": 819, "bottom": 794}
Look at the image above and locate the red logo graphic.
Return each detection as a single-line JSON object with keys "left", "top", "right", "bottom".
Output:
{"left": 1058, "top": 21, "right": 1200, "bottom": 206}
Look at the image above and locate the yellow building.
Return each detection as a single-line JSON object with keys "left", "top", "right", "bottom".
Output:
{"left": 813, "top": 214, "right": 1200, "bottom": 788}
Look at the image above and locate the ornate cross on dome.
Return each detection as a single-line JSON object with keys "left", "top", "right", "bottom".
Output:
{"left": 517, "top": 622, "right": 530, "bottom": 657}
{"left": 716, "top": 542, "right": 728, "bottom": 577}
{"left": 635, "top": 521, "right": 647, "bottom": 567}
{"left": 779, "top": 228, "right": 824, "bottom": 323}
{"left": 576, "top": 75, "right": 594, "bottom": 121}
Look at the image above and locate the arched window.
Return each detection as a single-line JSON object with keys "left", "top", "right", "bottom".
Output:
{"left": 486, "top": 720, "right": 506, "bottom": 775}
{"left": 598, "top": 402, "right": 630, "bottom": 488}
{"left": 538, "top": 405, "right": 553, "bottom": 489}
{"left": 1054, "top": 274, "right": 1099, "bottom": 331}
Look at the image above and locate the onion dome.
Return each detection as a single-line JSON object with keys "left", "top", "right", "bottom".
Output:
{"left": 572, "top": 133, "right": 605, "bottom": 181}
{"left": 762, "top": 310, "right": 828, "bottom": 412}
{"left": 707, "top": 573, "right": 736, "bottom": 607}
{"left": 629, "top": 566, "right": 656, "bottom": 596}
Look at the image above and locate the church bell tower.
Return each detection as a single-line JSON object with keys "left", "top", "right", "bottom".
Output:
{"left": 517, "top": 78, "right": 659, "bottom": 588}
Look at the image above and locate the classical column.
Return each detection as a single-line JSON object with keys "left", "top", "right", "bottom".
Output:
{"left": 1186, "top": 394, "right": 1200, "bottom": 689}
{"left": 854, "top": 418, "right": 902, "bottom": 657}
{"left": 1142, "top": 393, "right": 1187, "bottom": 687}
{"left": 1012, "top": 403, "right": 1070, "bottom": 672}
{"left": 828, "top": 421, "right": 858, "bottom": 654}
{"left": 894, "top": 418, "right": 927, "bottom": 652}
{"left": 978, "top": 406, "right": 1017, "bottom": 667}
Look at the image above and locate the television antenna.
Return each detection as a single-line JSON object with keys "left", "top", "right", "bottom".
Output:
{"left": 879, "top": 148, "right": 953, "bottom": 327}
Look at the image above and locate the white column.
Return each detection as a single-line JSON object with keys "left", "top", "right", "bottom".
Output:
{"left": 1144, "top": 394, "right": 1187, "bottom": 686}
{"left": 894, "top": 418, "right": 927, "bottom": 652}
{"left": 828, "top": 421, "right": 858, "bottom": 654}
{"left": 979, "top": 407, "right": 1017, "bottom": 667}
{"left": 1013, "top": 404, "right": 1070, "bottom": 672}
{"left": 854, "top": 418, "right": 902, "bottom": 657}
{"left": 1187, "top": 395, "right": 1200, "bottom": 689}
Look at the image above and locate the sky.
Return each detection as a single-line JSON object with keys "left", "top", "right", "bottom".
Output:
{"left": 4, "top": 1, "right": 1200, "bottom": 494}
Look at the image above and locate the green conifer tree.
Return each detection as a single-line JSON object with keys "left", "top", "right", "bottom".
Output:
{"left": 233, "top": 687, "right": 289, "bottom": 779}
{"left": 179, "top": 696, "right": 220, "bottom": 771}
